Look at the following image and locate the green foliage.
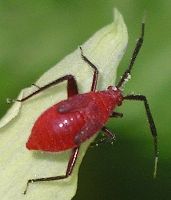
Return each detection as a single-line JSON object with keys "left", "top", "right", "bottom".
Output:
{"left": 0, "top": 1, "right": 171, "bottom": 200}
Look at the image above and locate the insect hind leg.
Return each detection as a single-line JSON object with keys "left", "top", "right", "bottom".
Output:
{"left": 23, "top": 147, "right": 79, "bottom": 195}
{"left": 17, "top": 75, "right": 79, "bottom": 102}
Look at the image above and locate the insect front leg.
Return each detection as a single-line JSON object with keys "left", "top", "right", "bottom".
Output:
{"left": 90, "top": 126, "right": 116, "bottom": 148}
{"left": 90, "top": 112, "right": 123, "bottom": 148}
{"left": 17, "top": 74, "right": 79, "bottom": 102}
{"left": 110, "top": 112, "right": 123, "bottom": 118}
{"left": 124, "top": 94, "right": 158, "bottom": 178}
{"left": 24, "top": 147, "right": 79, "bottom": 195}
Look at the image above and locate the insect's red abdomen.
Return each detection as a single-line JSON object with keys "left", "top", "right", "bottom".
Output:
{"left": 26, "top": 89, "right": 123, "bottom": 152}
{"left": 26, "top": 105, "right": 85, "bottom": 152}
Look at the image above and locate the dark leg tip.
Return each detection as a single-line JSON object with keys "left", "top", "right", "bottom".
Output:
{"left": 23, "top": 179, "right": 32, "bottom": 195}
{"left": 79, "top": 46, "right": 84, "bottom": 58}
{"left": 32, "top": 83, "right": 40, "bottom": 89}
{"left": 79, "top": 46, "right": 82, "bottom": 51}
{"left": 16, "top": 99, "right": 21, "bottom": 102}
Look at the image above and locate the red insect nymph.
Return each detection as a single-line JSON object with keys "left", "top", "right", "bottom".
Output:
{"left": 18, "top": 23, "right": 158, "bottom": 194}
{"left": 26, "top": 88, "right": 123, "bottom": 152}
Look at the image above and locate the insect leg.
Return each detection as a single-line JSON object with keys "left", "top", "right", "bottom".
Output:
{"left": 101, "top": 126, "right": 116, "bottom": 143}
{"left": 23, "top": 147, "right": 79, "bottom": 195}
{"left": 80, "top": 47, "right": 99, "bottom": 91}
{"left": 17, "top": 75, "right": 78, "bottom": 102}
{"left": 116, "top": 22, "right": 145, "bottom": 89}
{"left": 91, "top": 112, "right": 123, "bottom": 148}
{"left": 90, "top": 126, "right": 116, "bottom": 147}
{"left": 32, "top": 83, "right": 41, "bottom": 89}
{"left": 110, "top": 112, "right": 123, "bottom": 118}
{"left": 124, "top": 94, "right": 158, "bottom": 178}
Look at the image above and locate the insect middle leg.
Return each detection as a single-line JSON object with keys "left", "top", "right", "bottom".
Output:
{"left": 80, "top": 47, "right": 99, "bottom": 91}
{"left": 17, "top": 75, "right": 78, "bottom": 102}
{"left": 24, "top": 147, "right": 79, "bottom": 195}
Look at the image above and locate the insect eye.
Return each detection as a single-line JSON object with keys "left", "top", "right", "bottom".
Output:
{"left": 107, "top": 86, "right": 113, "bottom": 90}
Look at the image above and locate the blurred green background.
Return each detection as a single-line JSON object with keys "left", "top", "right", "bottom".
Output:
{"left": 0, "top": 0, "right": 170, "bottom": 200}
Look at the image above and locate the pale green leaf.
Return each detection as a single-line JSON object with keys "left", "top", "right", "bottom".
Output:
{"left": 0, "top": 9, "right": 128, "bottom": 200}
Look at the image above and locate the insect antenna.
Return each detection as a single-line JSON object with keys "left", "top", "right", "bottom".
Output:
{"left": 116, "top": 21, "right": 145, "bottom": 89}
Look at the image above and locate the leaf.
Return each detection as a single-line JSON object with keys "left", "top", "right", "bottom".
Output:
{"left": 0, "top": 9, "right": 128, "bottom": 200}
